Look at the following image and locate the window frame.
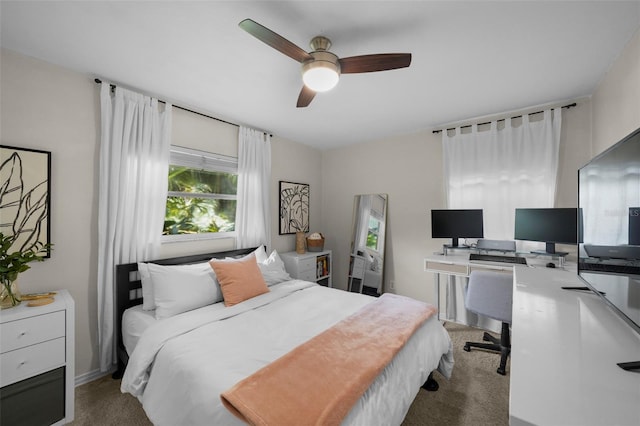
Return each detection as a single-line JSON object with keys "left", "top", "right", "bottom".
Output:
{"left": 161, "top": 145, "right": 238, "bottom": 243}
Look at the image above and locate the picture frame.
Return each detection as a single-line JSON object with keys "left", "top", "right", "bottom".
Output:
{"left": 0, "top": 145, "right": 52, "bottom": 257}
{"left": 279, "top": 181, "right": 309, "bottom": 235}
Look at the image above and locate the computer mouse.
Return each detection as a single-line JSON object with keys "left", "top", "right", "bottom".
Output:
{"left": 546, "top": 262, "right": 556, "bottom": 268}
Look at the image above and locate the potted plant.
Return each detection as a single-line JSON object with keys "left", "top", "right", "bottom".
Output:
{"left": 0, "top": 232, "right": 50, "bottom": 309}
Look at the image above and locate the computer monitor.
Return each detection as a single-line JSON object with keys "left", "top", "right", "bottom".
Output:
{"left": 514, "top": 208, "right": 578, "bottom": 254}
{"left": 578, "top": 126, "right": 640, "bottom": 370}
{"left": 431, "top": 209, "right": 484, "bottom": 247}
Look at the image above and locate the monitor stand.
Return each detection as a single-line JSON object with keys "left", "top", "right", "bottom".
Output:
{"left": 531, "top": 250, "right": 569, "bottom": 256}
{"left": 617, "top": 360, "right": 640, "bottom": 371}
{"left": 531, "top": 242, "right": 569, "bottom": 257}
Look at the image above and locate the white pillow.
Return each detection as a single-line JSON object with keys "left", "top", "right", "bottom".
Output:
{"left": 234, "top": 245, "right": 268, "bottom": 263}
{"left": 138, "top": 262, "right": 155, "bottom": 311}
{"left": 146, "top": 262, "right": 222, "bottom": 320}
{"left": 227, "top": 247, "right": 290, "bottom": 286}
{"left": 258, "top": 250, "right": 292, "bottom": 286}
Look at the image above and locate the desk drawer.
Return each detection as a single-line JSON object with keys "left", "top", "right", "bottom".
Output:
{"left": 469, "top": 265, "right": 512, "bottom": 274}
{"left": 1, "top": 311, "right": 65, "bottom": 353}
{"left": 0, "top": 338, "right": 66, "bottom": 387}
{"left": 425, "top": 261, "right": 468, "bottom": 276}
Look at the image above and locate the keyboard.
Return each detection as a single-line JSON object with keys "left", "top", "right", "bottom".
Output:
{"left": 469, "top": 253, "right": 527, "bottom": 265}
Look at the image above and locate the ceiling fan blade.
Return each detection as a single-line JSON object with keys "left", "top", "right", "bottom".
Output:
{"left": 339, "top": 53, "right": 412, "bottom": 74}
{"left": 239, "top": 19, "right": 313, "bottom": 63}
{"left": 297, "top": 86, "right": 316, "bottom": 108}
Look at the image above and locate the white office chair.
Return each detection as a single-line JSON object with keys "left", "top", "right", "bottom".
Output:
{"left": 463, "top": 269, "right": 513, "bottom": 375}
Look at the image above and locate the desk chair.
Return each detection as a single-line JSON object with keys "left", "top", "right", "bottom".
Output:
{"left": 463, "top": 270, "right": 513, "bottom": 375}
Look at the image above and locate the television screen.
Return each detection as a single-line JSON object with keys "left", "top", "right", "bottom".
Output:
{"left": 578, "top": 126, "right": 640, "bottom": 339}
{"left": 514, "top": 208, "right": 578, "bottom": 254}
{"left": 431, "top": 209, "right": 483, "bottom": 247}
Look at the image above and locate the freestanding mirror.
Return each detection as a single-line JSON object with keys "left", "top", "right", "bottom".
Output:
{"left": 347, "top": 194, "right": 387, "bottom": 295}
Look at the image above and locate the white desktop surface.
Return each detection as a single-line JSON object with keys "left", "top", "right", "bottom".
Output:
{"left": 424, "top": 252, "right": 574, "bottom": 273}
{"left": 511, "top": 266, "right": 640, "bottom": 426}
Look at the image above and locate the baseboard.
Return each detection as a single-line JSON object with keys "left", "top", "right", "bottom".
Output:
{"left": 75, "top": 366, "right": 116, "bottom": 387}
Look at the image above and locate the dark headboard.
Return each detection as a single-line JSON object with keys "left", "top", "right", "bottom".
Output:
{"left": 112, "top": 246, "right": 258, "bottom": 378}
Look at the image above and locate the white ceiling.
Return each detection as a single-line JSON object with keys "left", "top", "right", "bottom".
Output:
{"left": 1, "top": 1, "right": 639, "bottom": 149}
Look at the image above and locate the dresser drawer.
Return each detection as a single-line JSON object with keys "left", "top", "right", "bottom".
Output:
{"left": 296, "top": 257, "right": 316, "bottom": 273}
{"left": 1, "top": 337, "right": 66, "bottom": 387}
{"left": 0, "top": 311, "right": 65, "bottom": 353}
{"left": 297, "top": 269, "right": 317, "bottom": 282}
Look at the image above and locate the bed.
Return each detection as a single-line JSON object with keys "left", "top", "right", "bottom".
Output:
{"left": 115, "top": 246, "right": 454, "bottom": 426}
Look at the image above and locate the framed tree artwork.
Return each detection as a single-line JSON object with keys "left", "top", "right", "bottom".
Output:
{"left": 279, "top": 181, "right": 309, "bottom": 235}
{"left": 0, "top": 145, "right": 51, "bottom": 257}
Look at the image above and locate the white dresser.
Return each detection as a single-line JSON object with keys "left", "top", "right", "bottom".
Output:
{"left": 280, "top": 250, "right": 332, "bottom": 287}
{"left": 0, "top": 290, "right": 75, "bottom": 425}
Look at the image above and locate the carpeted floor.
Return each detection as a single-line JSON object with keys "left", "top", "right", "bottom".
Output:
{"left": 71, "top": 322, "right": 509, "bottom": 425}
{"left": 401, "top": 322, "right": 510, "bottom": 426}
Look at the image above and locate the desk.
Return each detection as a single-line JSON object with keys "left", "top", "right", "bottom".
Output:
{"left": 511, "top": 266, "right": 640, "bottom": 425}
{"left": 424, "top": 252, "right": 571, "bottom": 327}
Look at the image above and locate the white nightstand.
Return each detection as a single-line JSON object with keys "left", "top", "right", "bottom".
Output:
{"left": 0, "top": 290, "right": 75, "bottom": 425}
{"left": 280, "top": 250, "right": 332, "bottom": 287}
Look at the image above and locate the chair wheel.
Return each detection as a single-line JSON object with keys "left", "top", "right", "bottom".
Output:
{"left": 463, "top": 344, "right": 470, "bottom": 352}
{"left": 497, "top": 367, "right": 506, "bottom": 375}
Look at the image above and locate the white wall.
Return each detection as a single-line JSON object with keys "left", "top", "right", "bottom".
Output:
{"left": 1, "top": 48, "right": 100, "bottom": 378}
{"left": 592, "top": 28, "right": 640, "bottom": 154}
{"left": 0, "top": 48, "right": 322, "bottom": 379}
{"left": 270, "top": 136, "right": 323, "bottom": 254}
{"left": 321, "top": 131, "right": 444, "bottom": 301}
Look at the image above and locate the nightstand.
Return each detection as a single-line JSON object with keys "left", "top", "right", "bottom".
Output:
{"left": 0, "top": 290, "right": 75, "bottom": 425}
{"left": 280, "top": 250, "right": 332, "bottom": 287}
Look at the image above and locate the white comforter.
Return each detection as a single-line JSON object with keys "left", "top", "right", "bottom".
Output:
{"left": 121, "top": 280, "right": 453, "bottom": 426}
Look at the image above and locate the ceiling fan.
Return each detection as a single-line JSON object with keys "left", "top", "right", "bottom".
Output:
{"left": 239, "top": 19, "right": 412, "bottom": 108}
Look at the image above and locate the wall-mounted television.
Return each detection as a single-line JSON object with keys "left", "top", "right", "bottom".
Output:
{"left": 431, "top": 209, "right": 483, "bottom": 247}
{"left": 578, "top": 126, "right": 640, "bottom": 370}
{"left": 514, "top": 208, "right": 578, "bottom": 254}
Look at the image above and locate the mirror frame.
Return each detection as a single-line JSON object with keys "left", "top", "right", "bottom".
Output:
{"left": 347, "top": 194, "right": 388, "bottom": 295}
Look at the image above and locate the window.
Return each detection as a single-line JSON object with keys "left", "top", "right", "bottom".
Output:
{"left": 366, "top": 217, "right": 381, "bottom": 251}
{"left": 163, "top": 146, "right": 237, "bottom": 239}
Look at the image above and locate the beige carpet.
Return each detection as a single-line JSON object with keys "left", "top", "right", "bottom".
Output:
{"left": 401, "top": 322, "right": 510, "bottom": 426}
{"left": 71, "top": 322, "right": 509, "bottom": 425}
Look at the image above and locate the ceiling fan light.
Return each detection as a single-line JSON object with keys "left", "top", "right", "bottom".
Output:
{"left": 302, "top": 62, "right": 339, "bottom": 92}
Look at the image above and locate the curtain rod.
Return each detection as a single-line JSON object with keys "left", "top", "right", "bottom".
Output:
{"left": 94, "top": 78, "right": 272, "bottom": 137}
{"left": 432, "top": 102, "right": 577, "bottom": 134}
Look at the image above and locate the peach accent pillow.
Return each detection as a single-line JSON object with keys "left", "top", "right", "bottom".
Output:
{"left": 209, "top": 254, "right": 269, "bottom": 307}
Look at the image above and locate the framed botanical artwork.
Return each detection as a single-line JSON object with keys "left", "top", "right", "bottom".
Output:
{"left": 279, "top": 181, "right": 309, "bottom": 235}
{"left": 0, "top": 145, "right": 51, "bottom": 257}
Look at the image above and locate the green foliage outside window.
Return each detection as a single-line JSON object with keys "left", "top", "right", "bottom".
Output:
{"left": 163, "top": 166, "right": 237, "bottom": 235}
{"left": 366, "top": 217, "right": 380, "bottom": 251}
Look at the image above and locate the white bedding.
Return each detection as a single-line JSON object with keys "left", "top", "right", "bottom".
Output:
{"left": 122, "top": 305, "right": 156, "bottom": 355}
{"left": 121, "top": 280, "right": 454, "bottom": 426}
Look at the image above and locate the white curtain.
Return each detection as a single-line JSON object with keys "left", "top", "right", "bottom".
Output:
{"left": 443, "top": 108, "right": 562, "bottom": 240}
{"left": 440, "top": 108, "right": 562, "bottom": 330}
{"left": 353, "top": 195, "right": 372, "bottom": 253}
{"left": 97, "top": 83, "right": 172, "bottom": 372}
{"left": 236, "top": 126, "right": 271, "bottom": 249}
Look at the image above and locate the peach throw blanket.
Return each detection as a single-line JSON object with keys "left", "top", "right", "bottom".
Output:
{"left": 220, "top": 293, "right": 437, "bottom": 426}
